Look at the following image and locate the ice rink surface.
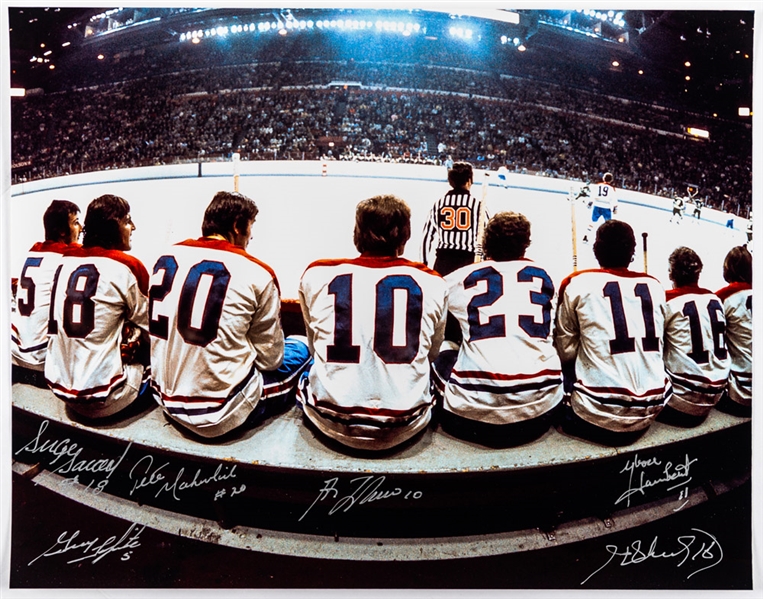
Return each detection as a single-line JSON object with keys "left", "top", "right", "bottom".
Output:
{"left": 10, "top": 164, "right": 749, "bottom": 300}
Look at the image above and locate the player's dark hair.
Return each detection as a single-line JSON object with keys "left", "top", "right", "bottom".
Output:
{"left": 353, "top": 194, "right": 411, "bottom": 256}
{"left": 448, "top": 162, "right": 473, "bottom": 190}
{"left": 593, "top": 220, "right": 636, "bottom": 268}
{"left": 603, "top": 172, "right": 614, "bottom": 184}
{"left": 43, "top": 199, "right": 79, "bottom": 242}
{"left": 668, "top": 246, "right": 703, "bottom": 287}
{"left": 483, "top": 212, "right": 531, "bottom": 261}
{"left": 202, "top": 191, "right": 259, "bottom": 238}
{"left": 723, "top": 245, "right": 752, "bottom": 284}
{"left": 83, "top": 195, "right": 130, "bottom": 249}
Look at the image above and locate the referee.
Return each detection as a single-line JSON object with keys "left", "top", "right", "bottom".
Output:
{"left": 422, "top": 161, "right": 487, "bottom": 276}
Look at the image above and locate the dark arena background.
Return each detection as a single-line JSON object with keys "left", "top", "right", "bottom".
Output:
{"left": 2, "top": 4, "right": 760, "bottom": 595}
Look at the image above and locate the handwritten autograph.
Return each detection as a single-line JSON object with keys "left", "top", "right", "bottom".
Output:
{"left": 616, "top": 453, "right": 698, "bottom": 508}
{"left": 581, "top": 528, "right": 723, "bottom": 585}
{"left": 15, "top": 419, "right": 132, "bottom": 492}
{"left": 128, "top": 454, "right": 238, "bottom": 501}
{"left": 299, "top": 475, "right": 422, "bottom": 521}
{"left": 28, "top": 523, "right": 145, "bottom": 566}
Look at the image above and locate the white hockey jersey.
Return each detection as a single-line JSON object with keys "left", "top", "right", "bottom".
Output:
{"left": 591, "top": 181, "right": 618, "bottom": 211}
{"left": 11, "top": 241, "right": 76, "bottom": 370}
{"left": 149, "top": 238, "right": 284, "bottom": 429}
{"left": 443, "top": 259, "right": 563, "bottom": 424}
{"left": 299, "top": 255, "right": 448, "bottom": 449}
{"left": 716, "top": 282, "right": 752, "bottom": 406}
{"left": 664, "top": 286, "right": 730, "bottom": 416}
{"left": 554, "top": 268, "right": 669, "bottom": 432}
{"left": 45, "top": 247, "right": 149, "bottom": 403}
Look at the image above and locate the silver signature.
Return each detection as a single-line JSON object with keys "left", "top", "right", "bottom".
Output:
{"left": 581, "top": 528, "right": 723, "bottom": 585}
{"left": 299, "top": 475, "right": 423, "bottom": 521}
{"left": 616, "top": 453, "right": 698, "bottom": 508}
{"left": 28, "top": 522, "right": 145, "bottom": 566}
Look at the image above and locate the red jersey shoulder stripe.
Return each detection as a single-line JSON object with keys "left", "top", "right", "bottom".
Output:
{"left": 716, "top": 282, "right": 752, "bottom": 302}
{"left": 559, "top": 267, "right": 662, "bottom": 298}
{"left": 177, "top": 238, "right": 281, "bottom": 292}
{"left": 304, "top": 255, "right": 442, "bottom": 277}
{"left": 666, "top": 286, "right": 715, "bottom": 301}
{"left": 67, "top": 246, "right": 149, "bottom": 295}
{"left": 29, "top": 241, "right": 80, "bottom": 254}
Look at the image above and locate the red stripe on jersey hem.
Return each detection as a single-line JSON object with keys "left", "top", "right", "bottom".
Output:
{"left": 578, "top": 381, "right": 667, "bottom": 399}
{"left": 312, "top": 396, "right": 427, "bottom": 418}
{"left": 46, "top": 372, "right": 126, "bottom": 397}
{"left": 452, "top": 368, "right": 562, "bottom": 381}
{"left": 66, "top": 246, "right": 149, "bottom": 295}
{"left": 150, "top": 385, "right": 228, "bottom": 405}
{"left": 559, "top": 267, "right": 661, "bottom": 298}
{"left": 177, "top": 238, "right": 280, "bottom": 292}
{"left": 716, "top": 282, "right": 752, "bottom": 301}
{"left": 28, "top": 241, "right": 79, "bottom": 254}
{"left": 673, "top": 370, "right": 729, "bottom": 385}
{"left": 666, "top": 286, "right": 716, "bottom": 301}
{"left": 303, "top": 255, "right": 441, "bottom": 278}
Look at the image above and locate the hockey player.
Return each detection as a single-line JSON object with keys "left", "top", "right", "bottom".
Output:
{"left": 582, "top": 172, "right": 617, "bottom": 244}
{"left": 496, "top": 165, "right": 509, "bottom": 188}
{"left": 45, "top": 195, "right": 150, "bottom": 418}
{"left": 715, "top": 246, "right": 752, "bottom": 414}
{"left": 669, "top": 194, "right": 685, "bottom": 224}
{"left": 11, "top": 200, "right": 82, "bottom": 382}
{"left": 690, "top": 187, "right": 703, "bottom": 222}
{"left": 660, "top": 247, "right": 730, "bottom": 422}
{"left": 299, "top": 194, "right": 448, "bottom": 451}
{"left": 149, "top": 191, "right": 311, "bottom": 438}
{"left": 555, "top": 220, "right": 669, "bottom": 444}
{"left": 421, "top": 161, "right": 489, "bottom": 275}
{"left": 432, "top": 212, "right": 563, "bottom": 446}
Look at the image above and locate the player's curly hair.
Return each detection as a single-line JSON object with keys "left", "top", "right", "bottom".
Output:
{"left": 723, "top": 245, "right": 752, "bottom": 284}
{"left": 353, "top": 194, "right": 411, "bottom": 256}
{"left": 83, "top": 194, "right": 130, "bottom": 249}
{"left": 603, "top": 172, "right": 614, "bottom": 184}
{"left": 668, "top": 246, "right": 703, "bottom": 287}
{"left": 43, "top": 199, "right": 79, "bottom": 242}
{"left": 448, "top": 162, "right": 473, "bottom": 190}
{"left": 483, "top": 212, "right": 531, "bottom": 261}
{"left": 593, "top": 220, "right": 636, "bottom": 268}
{"left": 202, "top": 191, "right": 259, "bottom": 239}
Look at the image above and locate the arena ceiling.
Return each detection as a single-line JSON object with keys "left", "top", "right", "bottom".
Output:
{"left": 7, "top": 6, "right": 755, "bottom": 116}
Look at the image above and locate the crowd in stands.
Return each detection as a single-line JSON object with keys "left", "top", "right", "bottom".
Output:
{"left": 12, "top": 49, "right": 752, "bottom": 213}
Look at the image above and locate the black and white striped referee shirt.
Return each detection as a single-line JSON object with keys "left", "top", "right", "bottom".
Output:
{"left": 421, "top": 190, "right": 488, "bottom": 266}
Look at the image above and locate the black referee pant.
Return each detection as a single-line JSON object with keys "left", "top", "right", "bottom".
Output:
{"left": 433, "top": 248, "right": 475, "bottom": 344}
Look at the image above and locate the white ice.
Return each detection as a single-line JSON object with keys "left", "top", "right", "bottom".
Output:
{"left": 9, "top": 163, "right": 748, "bottom": 300}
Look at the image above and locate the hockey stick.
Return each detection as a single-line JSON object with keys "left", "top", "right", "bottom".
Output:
{"left": 570, "top": 187, "right": 579, "bottom": 272}
{"left": 642, "top": 232, "right": 649, "bottom": 273}
{"left": 232, "top": 152, "right": 241, "bottom": 192}
{"left": 475, "top": 172, "right": 489, "bottom": 263}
